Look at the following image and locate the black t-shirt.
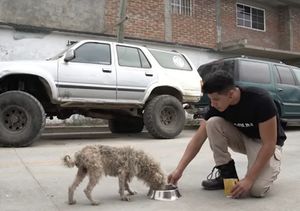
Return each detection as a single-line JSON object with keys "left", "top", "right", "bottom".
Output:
{"left": 204, "top": 86, "right": 286, "bottom": 146}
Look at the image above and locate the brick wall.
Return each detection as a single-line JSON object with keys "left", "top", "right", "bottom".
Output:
{"left": 125, "top": 0, "right": 165, "bottom": 41}
{"left": 221, "top": 0, "right": 280, "bottom": 49}
{"left": 278, "top": 6, "right": 291, "bottom": 51}
{"left": 291, "top": 7, "right": 300, "bottom": 51}
{"left": 104, "top": 0, "right": 216, "bottom": 48}
{"left": 172, "top": 0, "right": 216, "bottom": 48}
{"left": 104, "top": 0, "right": 165, "bottom": 42}
{"left": 104, "top": 0, "right": 300, "bottom": 52}
{"left": 104, "top": 0, "right": 119, "bottom": 36}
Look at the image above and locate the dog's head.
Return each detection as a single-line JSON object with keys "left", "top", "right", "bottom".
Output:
{"left": 150, "top": 170, "right": 166, "bottom": 190}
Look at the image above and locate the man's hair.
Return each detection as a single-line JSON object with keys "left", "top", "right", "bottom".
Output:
{"left": 202, "top": 70, "right": 235, "bottom": 94}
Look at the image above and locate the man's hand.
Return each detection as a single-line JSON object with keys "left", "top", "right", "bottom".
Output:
{"left": 167, "top": 169, "right": 183, "bottom": 186}
{"left": 167, "top": 120, "right": 207, "bottom": 186}
{"left": 231, "top": 178, "right": 254, "bottom": 198}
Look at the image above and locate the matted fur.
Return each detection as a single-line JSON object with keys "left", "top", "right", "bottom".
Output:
{"left": 63, "top": 145, "right": 166, "bottom": 205}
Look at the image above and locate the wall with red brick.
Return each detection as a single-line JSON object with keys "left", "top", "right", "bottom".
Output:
{"left": 291, "top": 7, "right": 300, "bottom": 52}
{"left": 221, "top": 0, "right": 281, "bottom": 49}
{"left": 172, "top": 0, "right": 216, "bottom": 48}
{"left": 278, "top": 6, "right": 290, "bottom": 51}
{"left": 104, "top": 0, "right": 217, "bottom": 48}
{"left": 125, "top": 0, "right": 165, "bottom": 41}
{"left": 104, "top": 0, "right": 119, "bottom": 36}
{"left": 104, "top": 0, "right": 300, "bottom": 52}
{"left": 104, "top": 0, "right": 165, "bottom": 42}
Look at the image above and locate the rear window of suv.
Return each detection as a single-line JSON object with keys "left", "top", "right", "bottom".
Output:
{"left": 238, "top": 60, "right": 271, "bottom": 83}
{"left": 293, "top": 68, "right": 300, "bottom": 83}
{"left": 275, "top": 65, "right": 296, "bottom": 85}
{"left": 149, "top": 49, "right": 192, "bottom": 71}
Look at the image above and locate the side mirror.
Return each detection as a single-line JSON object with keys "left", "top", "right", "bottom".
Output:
{"left": 64, "top": 49, "right": 75, "bottom": 62}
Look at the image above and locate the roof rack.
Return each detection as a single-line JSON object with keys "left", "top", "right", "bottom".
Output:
{"left": 237, "top": 55, "right": 284, "bottom": 64}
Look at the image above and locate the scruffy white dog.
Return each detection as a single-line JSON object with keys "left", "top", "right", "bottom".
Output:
{"left": 63, "top": 145, "right": 166, "bottom": 205}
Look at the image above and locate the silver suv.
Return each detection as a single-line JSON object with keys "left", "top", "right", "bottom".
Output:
{"left": 0, "top": 40, "right": 201, "bottom": 147}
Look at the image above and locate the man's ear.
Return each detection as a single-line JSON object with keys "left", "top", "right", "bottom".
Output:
{"left": 228, "top": 89, "right": 235, "bottom": 98}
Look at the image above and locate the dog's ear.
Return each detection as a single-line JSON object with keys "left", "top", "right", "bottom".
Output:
{"left": 134, "top": 165, "right": 140, "bottom": 174}
{"left": 155, "top": 172, "right": 166, "bottom": 183}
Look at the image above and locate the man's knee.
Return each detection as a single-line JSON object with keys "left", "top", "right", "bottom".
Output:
{"left": 250, "top": 181, "right": 271, "bottom": 198}
{"left": 206, "top": 116, "right": 225, "bottom": 129}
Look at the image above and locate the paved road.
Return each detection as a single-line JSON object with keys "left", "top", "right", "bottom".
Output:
{"left": 1, "top": 127, "right": 300, "bottom": 211}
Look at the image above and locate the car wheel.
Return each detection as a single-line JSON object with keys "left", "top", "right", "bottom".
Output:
{"left": 143, "top": 95, "right": 185, "bottom": 138}
{"left": 108, "top": 117, "right": 144, "bottom": 133}
{"left": 0, "top": 91, "right": 45, "bottom": 147}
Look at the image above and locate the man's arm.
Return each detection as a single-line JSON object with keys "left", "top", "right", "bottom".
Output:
{"left": 168, "top": 120, "right": 208, "bottom": 185}
{"left": 231, "top": 116, "right": 277, "bottom": 198}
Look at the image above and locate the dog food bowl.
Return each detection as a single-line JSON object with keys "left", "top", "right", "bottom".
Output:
{"left": 147, "top": 184, "right": 181, "bottom": 201}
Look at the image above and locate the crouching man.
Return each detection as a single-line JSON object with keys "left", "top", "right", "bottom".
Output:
{"left": 168, "top": 70, "right": 286, "bottom": 198}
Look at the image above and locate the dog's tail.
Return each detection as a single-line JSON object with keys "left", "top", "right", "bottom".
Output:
{"left": 63, "top": 155, "right": 75, "bottom": 168}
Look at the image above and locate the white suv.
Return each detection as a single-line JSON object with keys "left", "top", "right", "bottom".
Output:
{"left": 0, "top": 40, "right": 202, "bottom": 147}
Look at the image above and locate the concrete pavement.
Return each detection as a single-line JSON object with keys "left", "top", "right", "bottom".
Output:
{"left": 0, "top": 127, "right": 300, "bottom": 211}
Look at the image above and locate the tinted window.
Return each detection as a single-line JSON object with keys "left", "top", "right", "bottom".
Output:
{"left": 117, "top": 46, "right": 151, "bottom": 68}
{"left": 275, "top": 65, "right": 296, "bottom": 85}
{"left": 72, "top": 43, "right": 111, "bottom": 64}
{"left": 149, "top": 49, "right": 192, "bottom": 71}
{"left": 292, "top": 68, "right": 300, "bottom": 84}
{"left": 238, "top": 60, "right": 270, "bottom": 83}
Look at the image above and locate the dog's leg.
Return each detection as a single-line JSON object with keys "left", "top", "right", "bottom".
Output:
{"left": 125, "top": 182, "right": 137, "bottom": 195}
{"left": 68, "top": 167, "right": 87, "bottom": 205}
{"left": 84, "top": 171, "right": 101, "bottom": 205}
{"left": 118, "top": 170, "right": 131, "bottom": 201}
{"left": 125, "top": 176, "right": 137, "bottom": 195}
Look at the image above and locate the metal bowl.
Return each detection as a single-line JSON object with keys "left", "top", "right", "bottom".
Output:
{"left": 147, "top": 184, "right": 181, "bottom": 201}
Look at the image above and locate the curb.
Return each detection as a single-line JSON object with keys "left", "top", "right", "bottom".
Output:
{"left": 41, "top": 125, "right": 198, "bottom": 139}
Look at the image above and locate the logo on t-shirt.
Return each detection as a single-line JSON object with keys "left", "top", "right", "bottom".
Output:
{"left": 233, "top": 122, "right": 254, "bottom": 128}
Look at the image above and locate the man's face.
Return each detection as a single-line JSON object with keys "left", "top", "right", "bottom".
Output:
{"left": 207, "top": 91, "right": 233, "bottom": 112}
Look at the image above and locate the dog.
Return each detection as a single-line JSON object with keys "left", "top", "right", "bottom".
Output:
{"left": 63, "top": 145, "right": 166, "bottom": 205}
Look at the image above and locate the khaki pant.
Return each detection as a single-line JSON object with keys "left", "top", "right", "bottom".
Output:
{"left": 206, "top": 117, "right": 282, "bottom": 197}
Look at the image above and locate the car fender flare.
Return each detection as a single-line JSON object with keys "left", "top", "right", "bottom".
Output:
{"left": 0, "top": 70, "right": 58, "bottom": 100}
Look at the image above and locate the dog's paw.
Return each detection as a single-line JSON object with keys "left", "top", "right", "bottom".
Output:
{"left": 68, "top": 200, "right": 76, "bottom": 205}
{"left": 121, "top": 196, "right": 131, "bottom": 201}
{"left": 128, "top": 191, "right": 137, "bottom": 195}
{"left": 91, "top": 201, "right": 100, "bottom": 206}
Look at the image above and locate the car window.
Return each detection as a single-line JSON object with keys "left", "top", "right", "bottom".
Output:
{"left": 275, "top": 65, "right": 296, "bottom": 85}
{"left": 72, "top": 42, "right": 111, "bottom": 64}
{"left": 139, "top": 50, "right": 151, "bottom": 68}
{"left": 149, "top": 49, "right": 192, "bottom": 71}
{"left": 117, "top": 45, "right": 151, "bottom": 68}
{"left": 238, "top": 60, "right": 270, "bottom": 83}
{"left": 292, "top": 68, "right": 300, "bottom": 84}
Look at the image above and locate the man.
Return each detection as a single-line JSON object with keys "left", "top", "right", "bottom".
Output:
{"left": 168, "top": 70, "right": 286, "bottom": 198}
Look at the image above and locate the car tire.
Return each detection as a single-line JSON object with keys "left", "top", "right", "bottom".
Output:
{"left": 0, "top": 91, "right": 45, "bottom": 147}
{"left": 108, "top": 117, "right": 144, "bottom": 133}
{"left": 143, "top": 95, "right": 185, "bottom": 139}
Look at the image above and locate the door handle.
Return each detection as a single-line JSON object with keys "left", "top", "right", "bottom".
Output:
{"left": 145, "top": 72, "right": 153, "bottom": 77}
{"left": 277, "top": 88, "right": 283, "bottom": 92}
{"left": 102, "top": 68, "right": 112, "bottom": 73}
